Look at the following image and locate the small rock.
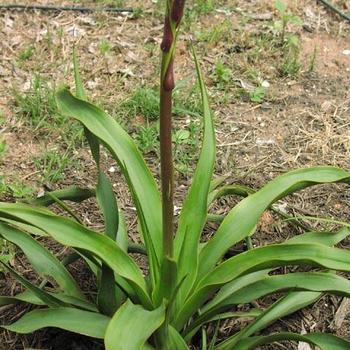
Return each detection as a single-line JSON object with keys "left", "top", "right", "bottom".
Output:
{"left": 261, "top": 80, "right": 270, "bottom": 88}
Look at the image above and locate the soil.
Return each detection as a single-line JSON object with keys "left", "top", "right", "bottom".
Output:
{"left": 0, "top": 0, "right": 350, "bottom": 349}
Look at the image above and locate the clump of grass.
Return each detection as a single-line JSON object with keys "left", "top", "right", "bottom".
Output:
{"left": 98, "top": 39, "right": 112, "bottom": 55}
{"left": 0, "top": 176, "right": 35, "bottom": 199}
{"left": 13, "top": 75, "right": 83, "bottom": 145}
{"left": 33, "top": 148, "right": 79, "bottom": 184}
{"left": 120, "top": 87, "right": 160, "bottom": 122}
{"left": 18, "top": 45, "right": 35, "bottom": 61}
{"left": 197, "top": 19, "right": 232, "bottom": 44}
{"left": 194, "top": 0, "right": 215, "bottom": 14}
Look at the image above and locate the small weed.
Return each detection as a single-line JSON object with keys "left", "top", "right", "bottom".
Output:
{"left": 0, "top": 176, "right": 35, "bottom": 199}
{"left": 212, "top": 60, "right": 231, "bottom": 88}
{"left": 274, "top": 0, "right": 302, "bottom": 45}
{"left": 0, "top": 238, "right": 15, "bottom": 266}
{"left": 280, "top": 35, "right": 301, "bottom": 76}
{"left": 33, "top": 149, "right": 77, "bottom": 184}
{"left": 132, "top": 7, "right": 144, "bottom": 19}
{"left": 249, "top": 86, "right": 266, "bottom": 103}
{"left": 0, "top": 139, "right": 7, "bottom": 159}
{"left": 18, "top": 45, "right": 35, "bottom": 61}
{"left": 8, "top": 183, "right": 34, "bottom": 199}
{"left": 98, "top": 39, "right": 112, "bottom": 55}
{"left": 135, "top": 124, "right": 159, "bottom": 154}
{"left": 308, "top": 46, "right": 317, "bottom": 73}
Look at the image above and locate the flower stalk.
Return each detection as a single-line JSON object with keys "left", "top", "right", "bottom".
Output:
{"left": 159, "top": 0, "right": 185, "bottom": 258}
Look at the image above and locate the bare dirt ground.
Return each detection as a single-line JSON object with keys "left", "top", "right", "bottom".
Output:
{"left": 0, "top": 0, "right": 350, "bottom": 349}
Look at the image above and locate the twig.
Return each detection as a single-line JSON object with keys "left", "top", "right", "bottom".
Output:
{"left": 318, "top": 0, "right": 350, "bottom": 22}
{"left": 0, "top": 4, "right": 134, "bottom": 13}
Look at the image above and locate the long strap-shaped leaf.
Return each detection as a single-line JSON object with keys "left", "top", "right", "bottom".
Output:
{"left": 28, "top": 186, "right": 95, "bottom": 207}
{"left": 3, "top": 307, "right": 110, "bottom": 339}
{"left": 216, "top": 291, "right": 322, "bottom": 349}
{"left": 232, "top": 332, "right": 350, "bottom": 350}
{"left": 0, "top": 262, "right": 66, "bottom": 308}
{"left": 0, "top": 203, "right": 151, "bottom": 307}
{"left": 174, "top": 243, "right": 350, "bottom": 329}
{"left": 212, "top": 272, "right": 350, "bottom": 305}
{"left": 188, "top": 228, "right": 350, "bottom": 343}
{"left": 183, "top": 310, "right": 262, "bottom": 342}
{"left": 56, "top": 88, "right": 163, "bottom": 265}
{"left": 200, "top": 227, "right": 350, "bottom": 317}
{"left": 198, "top": 166, "right": 350, "bottom": 278}
{"left": 0, "top": 289, "right": 97, "bottom": 311}
{"left": 0, "top": 222, "right": 85, "bottom": 300}
{"left": 105, "top": 300, "right": 165, "bottom": 350}
{"left": 173, "top": 48, "right": 216, "bottom": 306}
{"left": 73, "top": 51, "right": 127, "bottom": 314}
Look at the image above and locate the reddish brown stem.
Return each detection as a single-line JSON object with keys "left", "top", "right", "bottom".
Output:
{"left": 160, "top": 85, "right": 174, "bottom": 257}
{"left": 171, "top": 0, "right": 185, "bottom": 24}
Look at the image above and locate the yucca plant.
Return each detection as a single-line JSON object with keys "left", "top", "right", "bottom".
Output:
{"left": 1, "top": 1, "right": 350, "bottom": 349}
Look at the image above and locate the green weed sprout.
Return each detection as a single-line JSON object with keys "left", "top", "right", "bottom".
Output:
{"left": 274, "top": 0, "right": 303, "bottom": 45}
{"left": 0, "top": 1, "right": 350, "bottom": 349}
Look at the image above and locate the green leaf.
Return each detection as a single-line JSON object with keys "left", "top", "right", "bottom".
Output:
{"left": 0, "top": 289, "right": 97, "bottom": 311}
{"left": 105, "top": 300, "right": 165, "bottom": 350}
{"left": 3, "top": 308, "right": 110, "bottom": 339}
{"left": 233, "top": 332, "right": 350, "bottom": 350}
{"left": 0, "top": 203, "right": 151, "bottom": 308}
{"left": 202, "top": 227, "right": 350, "bottom": 349}
{"left": 209, "top": 175, "right": 227, "bottom": 192}
{"left": 56, "top": 88, "right": 163, "bottom": 265}
{"left": 216, "top": 291, "right": 321, "bottom": 349}
{"left": 153, "top": 256, "right": 177, "bottom": 306}
{"left": 214, "top": 272, "right": 350, "bottom": 305}
{"left": 175, "top": 243, "right": 350, "bottom": 329}
{"left": 96, "top": 171, "right": 120, "bottom": 315}
{"left": 199, "top": 166, "right": 350, "bottom": 278}
{"left": 28, "top": 186, "right": 95, "bottom": 207}
{"left": 192, "top": 227, "right": 350, "bottom": 339}
{"left": 183, "top": 270, "right": 269, "bottom": 338}
{"left": 0, "top": 262, "right": 66, "bottom": 308}
{"left": 73, "top": 53, "right": 122, "bottom": 315}
{"left": 168, "top": 326, "right": 190, "bottom": 350}
{"left": 289, "top": 15, "right": 303, "bottom": 25}
{"left": 287, "top": 226, "right": 350, "bottom": 246}
{"left": 0, "top": 222, "right": 85, "bottom": 300}
{"left": 184, "top": 310, "right": 261, "bottom": 342}
{"left": 208, "top": 184, "right": 253, "bottom": 206}
{"left": 174, "top": 47, "right": 216, "bottom": 307}
{"left": 122, "top": 164, "right": 160, "bottom": 288}
{"left": 73, "top": 48, "right": 87, "bottom": 100}
{"left": 96, "top": 173, "right": 119, "bottom": 241}
{"left": 275, "top": 0, "right": 287, "bottom": 14}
